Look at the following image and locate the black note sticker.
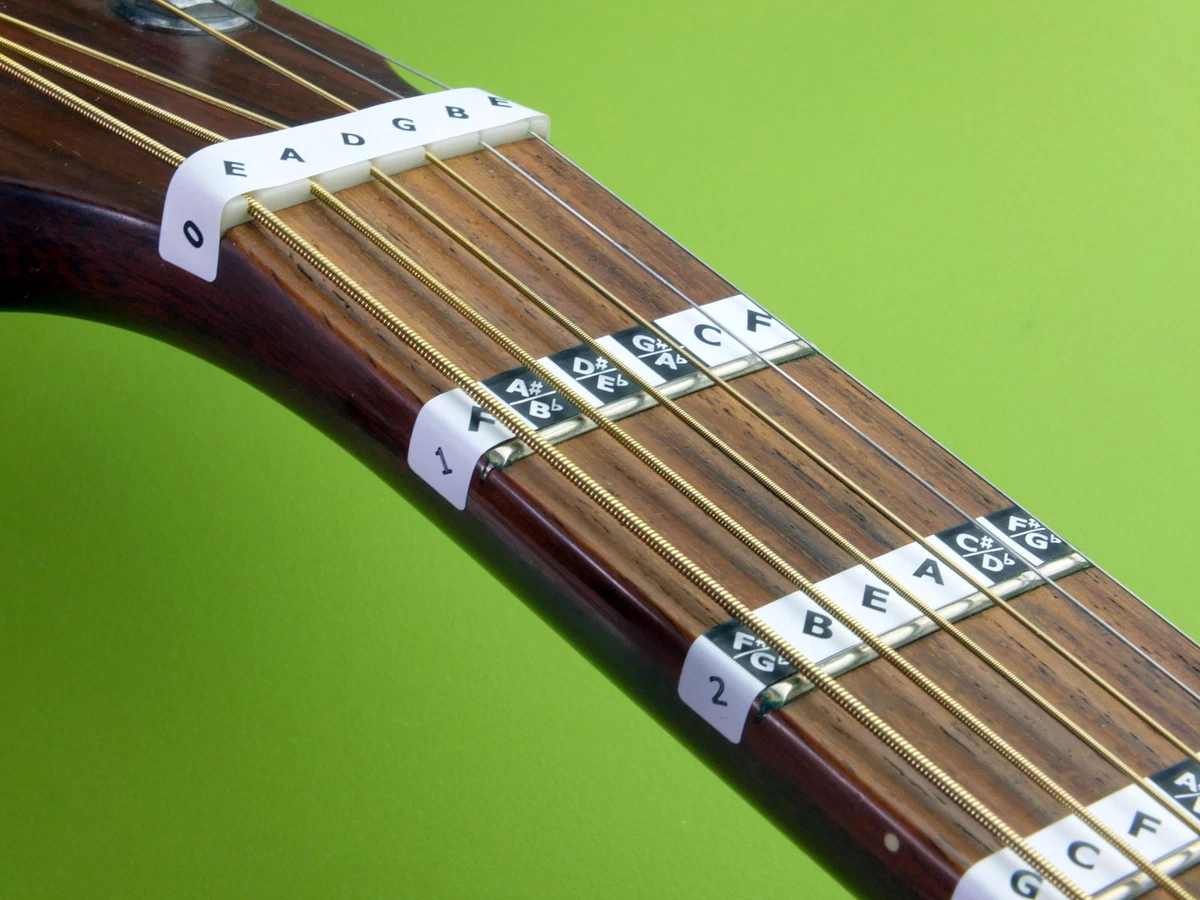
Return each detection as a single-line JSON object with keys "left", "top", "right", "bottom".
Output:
{"left": 483, "top": 365, "right": 582, "bottom": 428}
{"left": 982, "top": 505, "right": 1075, "bottom": 566}
{"left": 1150, "top": 759, "right": 1200, "bottom": 822}
{"left": 608, "top": 325, "right": 697, "bottom": 382}
{"left": 935, "top": 520, "right": 1029, "bottom": 585}
{"left": 547, "top": 344, "right": 642, "bottom": 404}
{"left": 703, "top": 620, "right": 798, "bottom": 686}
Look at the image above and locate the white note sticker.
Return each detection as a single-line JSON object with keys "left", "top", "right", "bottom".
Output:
{"left": 870, "top": 541, "right": 978, "bottom": 612}
{"left": 811, "top": 564, "right": 924, "bottom": 636}
{"left": 654, "top": 295, "right": 800, "bottom": 367}
{"left": 408, "top": 388, "right": 514, "bottom": 510}
{"left": 159, "top": 88, "right": 549, "bottom": 281}
{"left": 755, "top": 589, "right": 861, "bottom": 663}
{"left": 954, "top": 776, "right": 1199, "bottom": 900}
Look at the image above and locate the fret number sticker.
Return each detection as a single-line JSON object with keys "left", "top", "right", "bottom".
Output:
{"left": 678, "top": 620, "right": 797, "bottom": 743}
{"left": 407, "top": 388, "right": 514, "bottom": 510}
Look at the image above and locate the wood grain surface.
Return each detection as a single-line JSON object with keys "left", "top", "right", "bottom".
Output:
{"left": 2, "top": 2, "right": 1196, "bottom": 898}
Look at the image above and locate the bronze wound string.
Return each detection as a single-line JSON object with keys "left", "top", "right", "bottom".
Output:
{"left": 0, "top": 48, "right": 1098, "bottom": 900}
{"left": 15, "top": 11, "right": 1200, "bottom": 887}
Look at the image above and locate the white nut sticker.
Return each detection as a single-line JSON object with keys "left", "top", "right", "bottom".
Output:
{"left": 159, "top": 88, "right": 549, "bottom": 281}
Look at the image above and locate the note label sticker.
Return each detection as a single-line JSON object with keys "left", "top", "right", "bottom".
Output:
{"left": 980, "top": 506, "right": 1075, "bottom": 567}
{"left": 605, "top": 325, "right": 697, "bottom": 383}
{"left": 870, "top": 541, "right": 978, "bottom": 612}
{"left": 482, "top": 365, "right": 584, "bottom": 429}
{"left": 811, "top": 564, "right": 923, "bottom": 636}
{"left": 547, "top": 344, "right": 641, "bottom": 405}
{"left": 933, "top": 521, "right": 1029, "bottom": 586}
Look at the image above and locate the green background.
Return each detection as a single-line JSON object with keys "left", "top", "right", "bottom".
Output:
{"left": 3, "top": 2, "right": 1199, "bottom": 897}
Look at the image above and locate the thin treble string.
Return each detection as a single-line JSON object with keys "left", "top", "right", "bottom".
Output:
{"left": 0, "top": 50, "right": 1094, "bottom": 900}
{"left": 71, "top": 5, "right": 1200, "bottom": 862}
{"left": 206, "top": 0, "right": 413, "bottom": 101}
{"left": 270, "top": 0, "right": 450, "bottom": 90}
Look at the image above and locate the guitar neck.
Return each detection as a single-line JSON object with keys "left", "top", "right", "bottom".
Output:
{"left": 3, "top": 4, "right": 1199, "bottom": 900}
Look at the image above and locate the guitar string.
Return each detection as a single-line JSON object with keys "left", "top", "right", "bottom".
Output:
{"left": 0, "top": 50, "right": 1096, "bottom": 900}
{"left": 273, "top": 0, "right": 450, "bottom": 90}
{"left": 146, "top": 0, "right": 1200, "bottom": 741}
{"left": 0, "top": 12, "right": 282, "bottom": 130}
{"left": 467, "top": 141, "right": 1200, "bottom": 714}
{"left": 207, "top": 0, "right": 416, "bottom": 100}
{"left": 112, "top": 0, "right": 1200, "bottom": 797}
{"left": 270, "top": 0, "right": 1200, "bottom": 707}
{"left": 528, "top": 129, "right": 1200, "bottom": 677}
{"left": 20, "top": 10, "right": 1200, "bottom": 872}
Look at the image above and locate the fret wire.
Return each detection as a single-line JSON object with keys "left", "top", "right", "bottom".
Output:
{"left": 0, "top": 52, "right": 1097, "bottom": 900}
{"left": 21, "top": 11, "right": 1200, "bottom": 885}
